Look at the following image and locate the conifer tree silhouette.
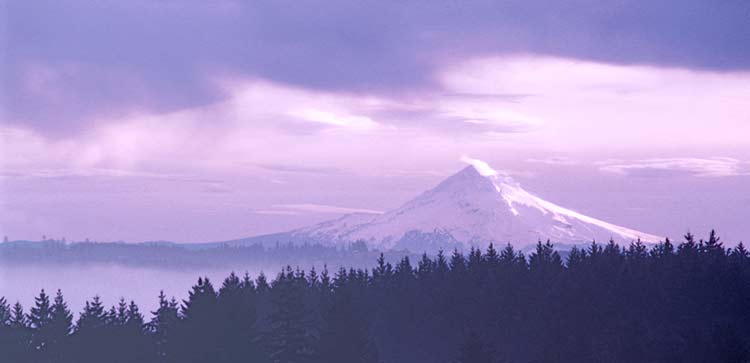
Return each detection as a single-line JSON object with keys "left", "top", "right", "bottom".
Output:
{"left": 6, "top": 302, "right": 30, "bottom": 361}
{"left": 47, "top": 290, "right": 73, "bottom": 359}
{"left": 150, "top": 291, "right": 181, "bottom": 361}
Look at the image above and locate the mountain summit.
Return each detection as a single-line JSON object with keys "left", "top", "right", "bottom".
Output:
{"left": 238, "top": 160, "right": 662, "bottom": 252}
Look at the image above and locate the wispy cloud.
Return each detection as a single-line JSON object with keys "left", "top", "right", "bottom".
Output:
{"left": 253, "top": 210, "right": 302, "bottom": 216}
{"left": 599, "top": 157, "right": 746, "bottom": 177}
{"left": 460, "top": 156, "right": 499, "bottom": 176}
{"left": 526, "top": 156, "right": 578, "bottom": 165}
{"left": 271, "top": 204, "right": 383, "bottom": 215}
{"left": 201, "top": 182, "right": 233, "bottom": 194}
{"left": 256, "top": 164, "right": 342, "bottom": 175}
{"left": 459, "top": 155, "right": 538, "bottom": 178}
{"left": 288, "top": 108, "right": 380, "bottom": 132}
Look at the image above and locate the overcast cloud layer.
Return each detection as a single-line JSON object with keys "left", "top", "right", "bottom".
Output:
{"left": 1, "top": 1, "right": 749, "bottom": 243}
{"left": 5, "top": 0, "right": 750, "bottom": 132}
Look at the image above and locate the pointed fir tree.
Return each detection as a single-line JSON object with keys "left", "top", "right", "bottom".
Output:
{"left": 467, "top": 247, "right": 483, "bottom": 276}
{"left": 395, "top": 256, "right": 415, "bottom": 281}
{"left": 679, "top": 232, "right": 699, "bottom": 258}
{"left": 112, "top": 298, "right": 128, "bottom": 326}
{"left": 181, "top": 277, "right": 218, "bottom": 321}
{"left": 651, "top": 238, "right": 675, "bottom": 259}
{"left": 604, "top": 238, "right": 623, "bottom": 260}
{"left": 0, "top": 297, "right": 17, "bottom": 357}
{"left": 125, "top": 300, "right": 144, "bottom": 330}
{"left": 529, "top": 240, "right": 563, "bottom": 274}
{"left": 320, "top": 265, "right": 332, "bottom": 294}
{"left": 588, "top": 240, "right": 603, "bottom": 258}
{"left": 702, "top": 229, "right": 726, "bottom": 260}
{"left": 627, "top": 239, "right": 648, "bottom": 261}
{"left": 484, "top": 243, "right": 500, "bottom": 268}
{"left": 47, "top": 289, "right": 73, "bottom": 359}
{"left": 450, "top": 248, "right": 467, "bottom": 273}
{"left": 11, "top": 302, "right": 27, "bottom": 329}
{"left": 242, "top": 271, "right": 256, "bottom": 291}
{"left": 179, "top": 277, "right": 220, "bottom": 362}
{"left": 307, "top": 266, "right": 320, "bottom": 290}
{"left": 731, "top": 242, "right": 749, "bottom": 264}
{"left": 373, "top": 253, "right": 394, "bottom": 283}
{"left": 29, "top": 289, "right": 52, "bottom": 330}
{"left": 256, "top": 272, "right": 270, "bottom": 293}
{"left": 435, "top": 249, "right": 450, "bottom": 276}
{"left": 50, "top": 290, "right": 73, "bottom": 336}
{"left": 417, "top": 253, "right": 434, "bottom": 280}
{"left": 106, "top": 305, "right": 118, "bottom": 325}
{"left": 28, "top": 289, "right": 53, "bottom": 356}
{"left": 6, "top": 302, "right": 31, "bottom": 361}
{"left": 150, "top": 291, "right": 181, "bottom": 360}
{"left": 76, "top": 296, "right": 107, "bottom": 332}
{"left": 499, "top": 243, "right": 517, "bottom": 266}
{"left": 566, "top": 245, "right": 586, "bottom": 269}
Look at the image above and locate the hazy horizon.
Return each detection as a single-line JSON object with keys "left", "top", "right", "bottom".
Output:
{"left": 3, "top": 160, "right": 749, "bottom": 245}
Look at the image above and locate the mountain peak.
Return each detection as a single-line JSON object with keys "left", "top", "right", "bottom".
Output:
{"left": 451, "top": 164, "right": 487, "bottom": 182}
{"left": 432, "top": 164, "right": 497, "bottom": 195}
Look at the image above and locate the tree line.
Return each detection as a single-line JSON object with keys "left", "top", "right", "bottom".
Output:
{"left": 0, "top": 239, "right": 396, "bottom": 270}
{"left": 1, "top": 231, "right": 749, "bottom": 362}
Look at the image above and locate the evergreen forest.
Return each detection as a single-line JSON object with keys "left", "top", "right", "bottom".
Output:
{"left": 1, "top": 231, "right": 749, "bottom": 363}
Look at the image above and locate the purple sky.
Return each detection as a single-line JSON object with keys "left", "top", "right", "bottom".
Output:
{"left": 1, "top": 1, "right": 749, "bottom": 244}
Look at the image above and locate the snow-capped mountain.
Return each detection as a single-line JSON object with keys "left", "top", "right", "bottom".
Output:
{"left": 224, "top": 159, "right": 662, "bottom": 252}
{"left": 230, "top": 159, "right": 662, "bottom": 252}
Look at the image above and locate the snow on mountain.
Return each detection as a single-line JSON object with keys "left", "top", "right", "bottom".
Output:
{"left": 245, "top": 159, "right": 663, "bottom": 252}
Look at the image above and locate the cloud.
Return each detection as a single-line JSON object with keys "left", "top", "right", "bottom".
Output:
{"left": 1, "top": 74, "right": 551, "bottom": 181}
{"left": 256, "top": 164, "right": 342, "bottom": 175}
{"left": 270, "top": 204, "right": 383, "bottom": 215}
{"left": 287, "top": 108, "right": 380, "bottom": 132}
{"left": 5, "top": 57, "right": 750, "bottom": 185}
{"left": 526, "top": 156, "right": 578, "bottom": 165}
{"left": 440, "top": 104, "right": 543, "bottom": 132}
{"left": 363, "top": 92, "right": 544, "bottom": 136}
{"left": 253, "top": 210, "right": 302, "bottom": 216}
{"left": 201, "top": 182, "right": 233, "bottom": 194}
{"left": 599, "top": 158, "right": 747, "bottom": 178}
{"left": 439, "top": 56, "right": 750, "bottom": 152}
{"left": 460, "top": 156, "right": 498, "bottom": 177}
{"left": 5, "top": 1, "right": 750, "bottom": 133}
